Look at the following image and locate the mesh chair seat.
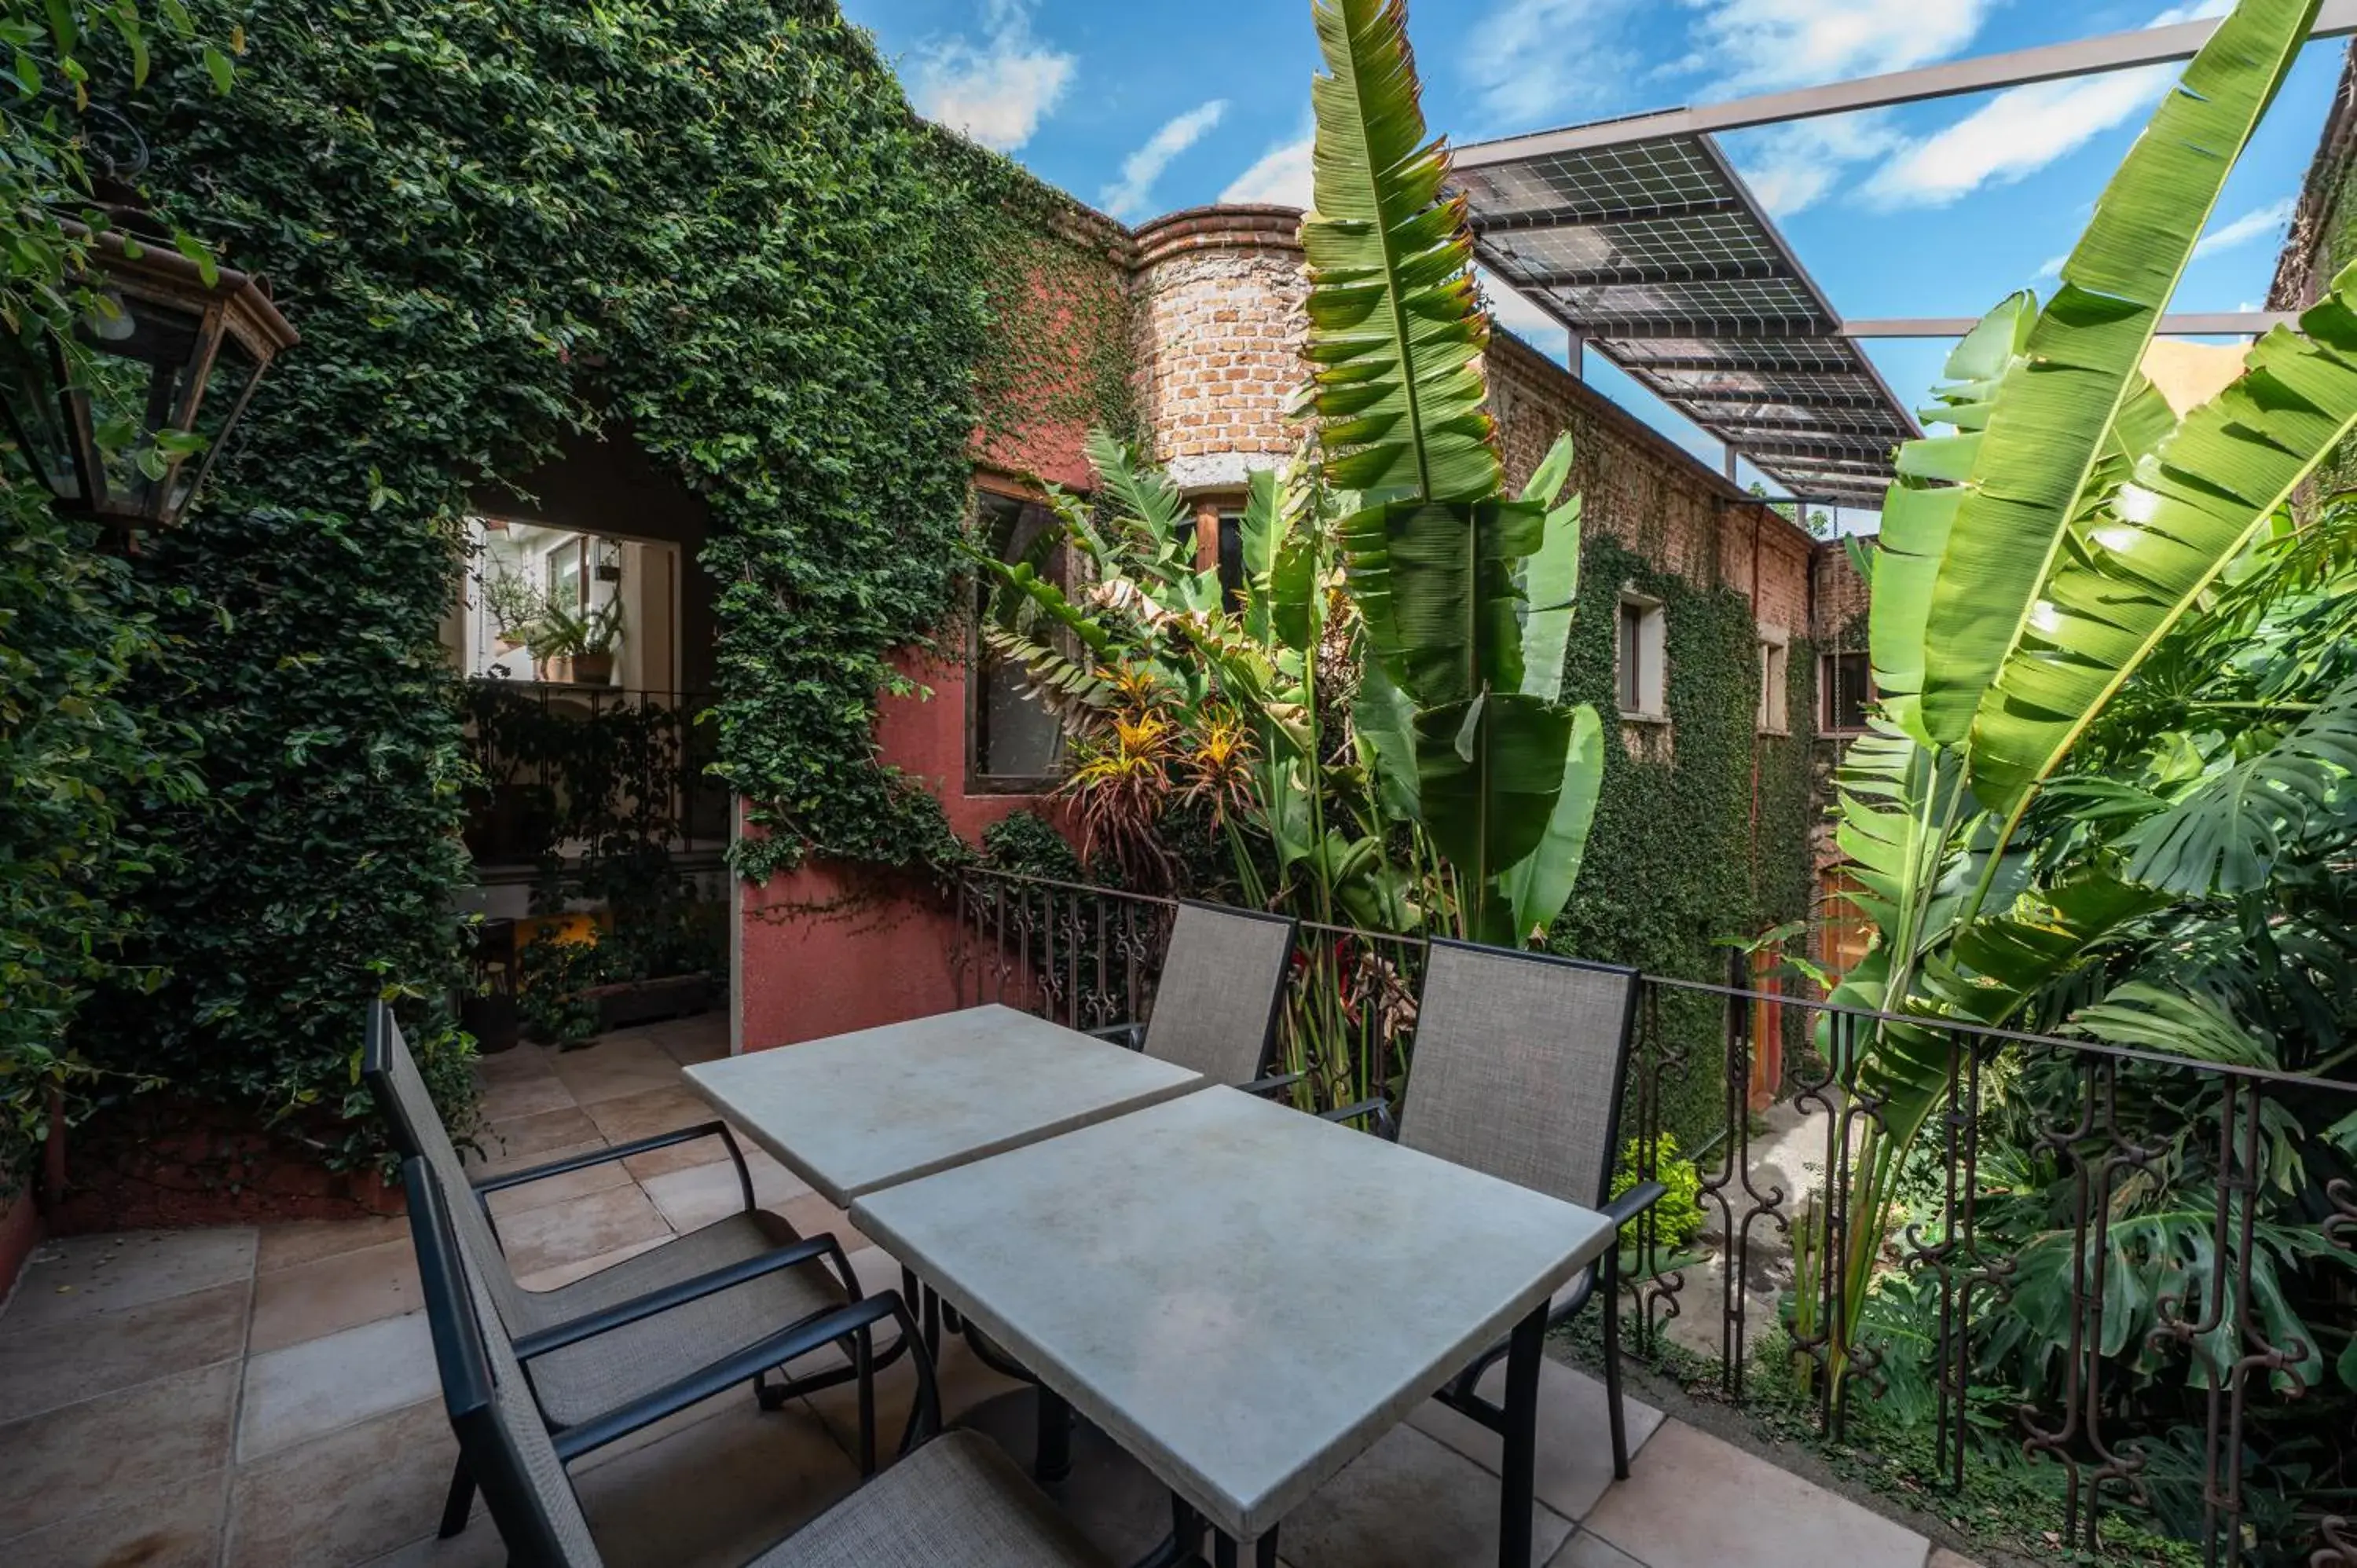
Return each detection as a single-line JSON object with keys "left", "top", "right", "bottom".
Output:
{"left": 753, "top": 1429, "right": 1105, "bottom": 1568}
{"left": 526, "top": 1207, "right": 847, "bottom": 1427}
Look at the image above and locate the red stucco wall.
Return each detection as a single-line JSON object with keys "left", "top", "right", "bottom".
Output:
{"left": 0, "top": 1188, "right": 42, "bottom": 1305}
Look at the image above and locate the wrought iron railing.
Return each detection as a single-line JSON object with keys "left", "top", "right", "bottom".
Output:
{"left": 460, "top": 680, "right": 724, "bottom": 867}
{"left": 950, "top": 867, "right": 2357, "bottom": 1567}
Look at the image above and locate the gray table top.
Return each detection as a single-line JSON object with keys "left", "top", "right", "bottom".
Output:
{"left": 849, "top": 1086, "right": 1616, "bottom": 1540}
{"left": 682, "top": 1004, "right": 1208, "bottom": 1206}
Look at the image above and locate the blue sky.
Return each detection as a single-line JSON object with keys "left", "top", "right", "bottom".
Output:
{"left": 839, "top": 0, "right": 2342, "bottom": 518}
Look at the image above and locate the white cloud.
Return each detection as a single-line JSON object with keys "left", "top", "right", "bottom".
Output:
{"left": 2193, "top": 197, "right": 2296, "bottom": 259}
{"left": 1679, "top": 0, "right": 1992, "bottom": 94}
{"left": 1222, "top": 134, "right": 1314, "bottom": 209}
{"left": 1100, "top": 100, "right": 1228, "bottom": 221}
{"left": 907, "top": 0, "right": 1074, "bottom": 152}
{"left": 1478, "top": 267, "right": 1572, "bottom": 358}
{"left": 2035, "top": 254, "right": 2068, "bottom": 280}
{"left": 1464, "top": 0, "right": 1643, "bottom": 127}
{"left": 1736, "top": 115, "right": 1899, "bottom": 217}
{"left": 1860, "top": 0, "right": 2231, "bottom": 209}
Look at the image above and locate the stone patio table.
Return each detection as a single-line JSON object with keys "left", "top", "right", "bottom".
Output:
{"left": 681, "top": 1002, "right": 1209, "bottom": 1206}
{"left": 849, "top": 1086, "right": 1616, "bottom": 1566}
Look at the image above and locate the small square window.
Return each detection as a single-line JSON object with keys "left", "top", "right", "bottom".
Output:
{"left": 1823, "top": 650, "right": 1873, "bottom": 732}
{"left": 1618, "top": 594, "right": 1666, "bottom": 720}
{"left": 1758, "top": 637, "right": 1789, "bottom": 734}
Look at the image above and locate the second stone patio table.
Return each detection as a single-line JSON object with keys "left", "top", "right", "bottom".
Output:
{"left": 849, "top": 1086, "right": 1617, "bottom": 1567}
{"left": 680, "top": 1002, "right": 1208, "bottom": 1205}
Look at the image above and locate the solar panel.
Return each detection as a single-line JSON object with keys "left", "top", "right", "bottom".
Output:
{"left": 1455, "top": 130, "right": 1916, "bottom": 504}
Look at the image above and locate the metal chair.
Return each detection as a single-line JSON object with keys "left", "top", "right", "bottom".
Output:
{"left": 1322, "top": 939, "right": 1661, "bottom": 1478}
{"left": 365, "top": 1002, "right": 893, "bottom": 1534}
{"left": 401, "top": 1155, "right": 1111, "bottom": 1568}
{"left": 1091, "top": 899, "right": 1301, "bottom": 1094}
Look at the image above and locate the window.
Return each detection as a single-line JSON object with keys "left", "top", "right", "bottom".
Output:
{"left": 547, "top": 535, "right": 585, "bottom": 610}
{"left": 1617, "top": 594, "right": 1666, "bottom": 719}
{"left": 1758, "top": 636, "right": 1789, "bottom": 734}
{"left": 1215, "top": 511, "right": 1246, "bottom": 610}
{"left": 972, "top": 489, "right": 1068, "bottom": 785}
{"left": 1823, "top": 650, "right": 1873, "bottom": 732}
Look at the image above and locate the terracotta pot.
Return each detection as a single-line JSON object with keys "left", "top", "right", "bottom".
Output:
{"left": 569, "top": 652, "right": 614, "bottom": 685}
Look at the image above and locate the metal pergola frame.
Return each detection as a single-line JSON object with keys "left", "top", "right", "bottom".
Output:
{"left": 1453, "top": 1, "right": 2357, "bottom": 507}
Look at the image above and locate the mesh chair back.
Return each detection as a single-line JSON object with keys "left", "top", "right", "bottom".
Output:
{"left": 1395, "top": 940, "right": 1639, "bottom": 1211}
{"left": 1139, "top": 900, "right": 1299, "bottom": 1084}
{"left": 363, "top": 1003, "right": 533, "bottom": 1328}
{"left": 405, "top": 1156, "right": 605, "bottom": 1568}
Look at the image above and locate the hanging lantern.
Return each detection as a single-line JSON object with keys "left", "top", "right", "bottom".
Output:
{"left": 1, "top": 219, "right": 297, "bottom": 538}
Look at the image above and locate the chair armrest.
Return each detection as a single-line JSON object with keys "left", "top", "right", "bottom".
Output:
{"left": 1087, "top": 1021, "right": 1146, "bottom": 1051}
{"left": 473, "top": 1120, "right": 743, "bottom": 1195}
{"left": 1603, "top": 1180, "right": 1669, "bottom": 1228}
{"left": 1318, "top": 1097, "right": 1395, "bottom": 1139}
{"left": 552, "top": 1291, "right": 933, "bottom": 1462}
{"left": 513, "top": 1231, "right": 856, "bottom": 1361}
{"left": 1239, "top": 1072, "right": 1303, "bottom": 1098}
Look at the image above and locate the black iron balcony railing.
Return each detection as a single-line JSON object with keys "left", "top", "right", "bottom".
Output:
{"left": 460, "top": 680, "right": 725, "bottom": 869}
{"left": 951, "top": 866, "right": 2357, "bottom": 1568}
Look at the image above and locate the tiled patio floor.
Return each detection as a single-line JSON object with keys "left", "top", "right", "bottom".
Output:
{"left": 0, "top": 1017, "right": 1968, "bottom": 1568}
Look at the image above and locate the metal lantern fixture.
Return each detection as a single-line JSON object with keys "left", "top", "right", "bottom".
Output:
{"left": 2, "top": 215, "right": 297, "bottom": 538}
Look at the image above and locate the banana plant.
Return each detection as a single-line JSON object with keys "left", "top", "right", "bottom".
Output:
{"left": 1816, "top": 0, "right": 2357, "bottom": 1391}
{"left": 1302, "top": 0, "right": 1603, "bottom": 946}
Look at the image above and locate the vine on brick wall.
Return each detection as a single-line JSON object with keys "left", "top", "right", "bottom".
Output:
{"left": 1549, "top": 533, "right": 1820, "bottom": 1144}
{"left": 65, "top": 0, "right": 1021, "bottom": 1167}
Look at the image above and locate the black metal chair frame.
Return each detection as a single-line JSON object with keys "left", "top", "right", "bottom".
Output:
{"left": 1086, "top": 899, "right": 1303, "bottom": 1098}
{"left": 363, "top": 1002, "right": 907, "bottom": 1535}
{"left": 1318, "top": 940, "right": 1666, "bottom": 1481}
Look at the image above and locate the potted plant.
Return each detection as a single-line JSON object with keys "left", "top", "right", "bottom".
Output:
{"left": 527, "top": 598, "right": 623, "bottom": 685}
{"left": 480, "top": 566, "right": 543, "bottom": 654}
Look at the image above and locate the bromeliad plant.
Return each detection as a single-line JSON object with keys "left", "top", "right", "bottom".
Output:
{"left": 1811, "top": 0, "right": 2357, "bottom": 1398}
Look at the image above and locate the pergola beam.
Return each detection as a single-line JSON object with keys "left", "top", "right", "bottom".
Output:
{"left": 1663, "top": 387, "right": 1892, "bottom": 411}
{"left": 1477, "top": 196, "right": 1745, "bottom": 233}
{"left": 1711, "top": 412, "right": 1906, "bottom": 436}
{"left": 1455, "top": 0, "right": 2357, "bottom": 167}
{"left": 1521, "top": 258, "right": 1788, "bottom": 288}
{"left": 1843, "top": 312, "right": 2298, "bottom": 338}
{"left": 1735, "top": 438, "right": 1900, "bottom": 461}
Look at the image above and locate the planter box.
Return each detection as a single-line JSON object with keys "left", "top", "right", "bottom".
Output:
{"left": 0, "top": 1186, "right": 42, "bottom": 1307}
{"left": 583, "top": 973, "right": 711, "bottom": 1033}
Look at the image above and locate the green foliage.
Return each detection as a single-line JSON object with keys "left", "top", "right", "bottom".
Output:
{"left": 1613, "top": 1132, "right": 1704, "bottom": 1250}
{"left": 50, "top": 0, "right": 1017, "bottom": 1167}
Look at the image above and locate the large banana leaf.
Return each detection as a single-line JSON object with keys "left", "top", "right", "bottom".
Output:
{"left": 1497, "top": 704, "right": 1604, "bottom": 940}
{"left": 1871, "top": 295, "right": 2033, "bottom": 741}
{"left": 1303, "top": 0, "right": 1499, "bottom": 504}
{"left": 1412, "top": 691, "right": 1575, "bottom": 943}
{"left": 1516, "top": 434, "right": 1582, "bottom": 703}
{"left": 1918, "top": 0, "right": 2322, "bottom": 744}
{"left": 1237, "top": 467, "right": 1288, "bottom": 647}
{"left": 1970, "top": 262, "right": 2357, "bottom": 813}
{"left": 1354, "top": 657, "right": 1421, "bottom": 821}
{"left": 1341, "top": 496, "right": 1541, "bottom": 706}
{"left": 2124, "top": 670, "right": 2357, "bottom": 895}
{"left": 1084, "top": 429, "right": 1196, "bottom": 583}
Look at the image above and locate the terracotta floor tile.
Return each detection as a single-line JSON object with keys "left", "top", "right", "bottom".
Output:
{"left": 258, "top": 1215, "right": 412, "bottom": 1274}
{"left": 228, "top": 1397, "right": 465, "bottom": 1568}
{"left": 577, "top": 1397, "right": 860, "bottom": 1568}
{"left": 0, "top": 1361, "right": 236, "bottom": 1540}
{"left": 249, "top": 1237, "right": 423, "bottom": 1354}
{"left": 775, "top": 1189, "right": 869, "bottom": 1254}
{"left": 0, "top": 1278, "right": 248, "bottom": 1421}
{"left": 478, "top": 1067, "right": 577, "bottom": 1123}
{"left": 514, "top": 1234, "right": 670, "bottom": 1293}
{"left": 583, "top": 1086, "right": 735, "bottom": 1179}
{"left": 0, "top": 1471, "right": 222, "bottom": 1568}
{"left": 548, "top": 1039, "right": 687, "bottom": 1107}
{"left": 1580, "top": 1420, "right": 1928, "bottom": 1568}
{"left": 236, "top": 1310, "right": 440, "bottom": 1463}
{"left": 491, "top": 1181, "right": 672, "bottom": 1280}
{"left": 464, "top": 1107, "right": 603, "bottom": 1178}
{"left": 1283, "top": 1423, "right": 1574, "bottom": 1568}
{"left": 481, "top": 1152, "right": 635, "bottom": 1221}
{"left": 1405, "top": 1354, "right": 1666, "bottom": 1521}
{"left": 351, "top": 1527, "right": 508, "bottom": 1568}
{"left": 3, "top": 1228, "right": 257, "bottom": 1331}
{"left": 658, "top": 1017, "right": 730, "bottom": 1065}
{"left": 1548, "top": 1530, "right": 1648, "bottom": 1567}
{"left": 639, "top": 1153, "right": 812, "bottom": 1233}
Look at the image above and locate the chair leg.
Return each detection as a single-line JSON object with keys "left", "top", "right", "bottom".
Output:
{"left": 855, "top": 1323, "right": 877, "bottom": 1477}
{"left": 1604, "top": 1249, "right": 1629, "bottom": 1481}
{"left": 438, "top": 1457, "right": 475, "bottom": 1538}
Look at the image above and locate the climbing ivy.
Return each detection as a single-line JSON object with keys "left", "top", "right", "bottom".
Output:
{"left": 1548, "top": 531, "right": 1820, "bottom": 1145}
{"left": 60, "top": 0, "right": 1031, "bottom": 1168}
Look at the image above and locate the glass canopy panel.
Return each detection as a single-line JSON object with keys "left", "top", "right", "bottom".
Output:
{"left": 1456, "top": 128, "right": 1918, "bottom": 504}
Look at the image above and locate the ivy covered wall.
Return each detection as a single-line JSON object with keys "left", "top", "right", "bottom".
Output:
{"left": 63, "top": 0, "right": 1044, "bottom": 1177}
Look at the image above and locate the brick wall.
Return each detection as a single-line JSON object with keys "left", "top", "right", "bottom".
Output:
{"left": 1131, "top": 207, "right": 1307, "bottom": 493}
{"left": 1813, "top": 541, "right": 1871, "bottom": 646}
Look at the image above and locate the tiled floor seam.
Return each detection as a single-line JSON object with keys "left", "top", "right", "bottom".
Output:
{"left": 213, "top": 1241, "right": 262, "bottom": 1567}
